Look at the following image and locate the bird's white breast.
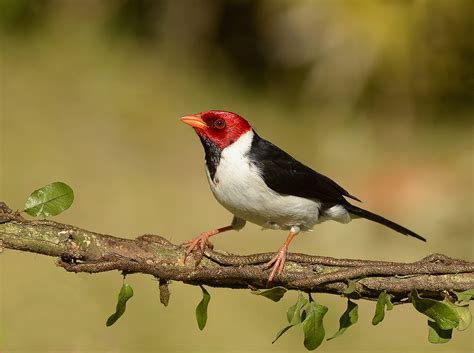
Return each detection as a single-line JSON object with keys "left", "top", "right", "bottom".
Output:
{"left": 206, "top": 130, "right": 322, "bottom": 231}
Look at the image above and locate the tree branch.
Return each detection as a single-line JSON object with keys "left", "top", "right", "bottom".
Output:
{"left": 1, "top": 202, "right": 472, "bottom": 303}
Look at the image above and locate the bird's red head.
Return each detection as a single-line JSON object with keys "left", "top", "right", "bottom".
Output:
{"left": 180, "top": 110, "right": 252, "bottom": 149}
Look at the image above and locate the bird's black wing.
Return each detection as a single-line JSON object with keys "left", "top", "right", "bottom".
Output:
{"left": 248, "top": 132, "right": 360, "bottom": 205}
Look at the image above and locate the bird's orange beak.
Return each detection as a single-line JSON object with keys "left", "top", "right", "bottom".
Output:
{"left": 180, "top": 114, "right": 208, "bottom": 129}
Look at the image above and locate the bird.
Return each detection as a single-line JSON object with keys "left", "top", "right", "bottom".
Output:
{"left": 180, "top": 110, "right": 426, "bottom": 282}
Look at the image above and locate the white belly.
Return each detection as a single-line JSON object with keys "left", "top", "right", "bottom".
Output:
{"left": 206, "top": 131, "right": 321, "bottom": 231}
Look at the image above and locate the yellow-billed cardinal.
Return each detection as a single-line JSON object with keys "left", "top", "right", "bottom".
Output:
{"left": 181, "top": 110, "right": 425, "bottom": 281}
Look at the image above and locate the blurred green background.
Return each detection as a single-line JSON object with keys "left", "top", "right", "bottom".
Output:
{"left": 1, "top": 0, "right": 473, "bottom": 352}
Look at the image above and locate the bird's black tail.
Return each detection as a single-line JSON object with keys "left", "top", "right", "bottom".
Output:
{"left": 345, "top": 204, "right": 426, "bottom": 242}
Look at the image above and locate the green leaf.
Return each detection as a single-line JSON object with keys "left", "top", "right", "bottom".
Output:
{"left": 106, "top": 281, "right": 134, "bottom": 327}
{"left": 273, "top": 292, "right": 308, "bottom": 344}
{"left": 302, "top": 301, "right": 328, "bottom": 350}
{"left": 252, "top": 286, "right": 287, "bottom": 302}
{"left": 386, "top": 295, "right": 394, "bottom": 310}
{"left": 196, "top": 286, "right": 211, "bottom": 330}
{"left": 286, "top": 303, "right": 298, "bottom": 325}
{"left": 372, "top": 291, "right": 392, "bottom": 325}
{"left": 445, "top": 299, "right": 472, "bottom": 331}
{"left": 272, "top": 325, "right": 294, "bottom": 344}
{"left": 456, "top": 306, "right": 472, "bottom": 331}
{"left": 454, "top": 305, "right": 472, "bottom": 331}
{"left": 428, "top": 320, "right": 452, "bottom": 344}
{"left": 24, "top": 181, "right": 74, "bottom": 218}
{"left": 453, "top": 289, "right": 474, "bottom": 305}
{"left": 343, "top": 279, "right": 357, "bottom": 295}
{"left": 287, "top": 292, "right": 309, "bottom": 324}
{"left": 328, "top": 300, "right": 358, "bottom": 340}
{"left": 411, "top": 289, "right": 460, "bottom": 330}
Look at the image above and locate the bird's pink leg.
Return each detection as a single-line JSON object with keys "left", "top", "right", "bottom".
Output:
{"left": 266, "top": 231, "right": 297, "bottom": 282}
{"left": 183, "top": 225, "right": 234, "bottom": 261}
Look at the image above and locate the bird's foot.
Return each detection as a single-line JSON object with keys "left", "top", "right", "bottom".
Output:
{"left": 265, "top": 246, "right": 288, "bottom": 282}
{"left": 183, "top": 231, "right": 214, "bottom": 263}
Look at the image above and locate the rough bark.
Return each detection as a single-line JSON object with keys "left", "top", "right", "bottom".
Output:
{"left": 1, "top": 202, "right": 473, "bottom": 303}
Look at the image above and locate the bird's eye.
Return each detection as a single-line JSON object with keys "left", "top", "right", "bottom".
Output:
{"left": 213, "top": 119, "right": 226, "bottom": 129}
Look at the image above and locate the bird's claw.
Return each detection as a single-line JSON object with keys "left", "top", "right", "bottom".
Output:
{"left": 183, "top": 232, "right": 214, "bottom": 263}
{"left": 265, "top": 248, "right": 288, "bottom": 282}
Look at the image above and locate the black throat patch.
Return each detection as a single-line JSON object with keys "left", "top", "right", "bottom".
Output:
{"left": 198, "top": 135, "right": 222, "bottom": 181}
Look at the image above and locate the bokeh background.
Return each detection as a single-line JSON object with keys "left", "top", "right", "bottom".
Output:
{"left": 1, "top": 0, "right": 473, "bottom": 352}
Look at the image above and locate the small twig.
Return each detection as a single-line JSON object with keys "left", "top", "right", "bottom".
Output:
{"left": 205, "top": 249, "right": 401, "bottom": 267}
